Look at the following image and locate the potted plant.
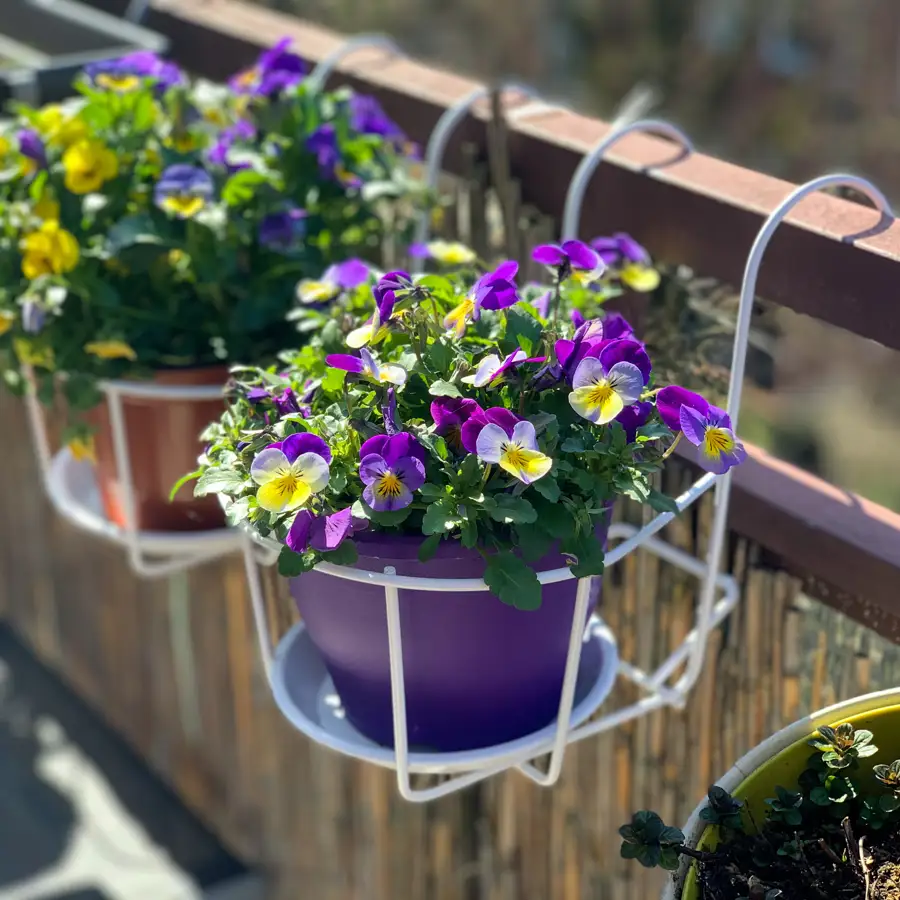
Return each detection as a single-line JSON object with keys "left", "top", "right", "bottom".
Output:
{"left": 190, "top": 237, "right": 744, "bottom": 752}
{"left": 620, "top": 689, "right": 900, "bottom": 899}
{"left": 0, "top": 37, "right": 422, "bottom": 531}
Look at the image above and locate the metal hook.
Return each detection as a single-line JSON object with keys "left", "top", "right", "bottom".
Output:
{"left": 561, "top": 119, "right": 693, "bottom": 241}
{"left": 307, "top": 34, "right": 403, "bottom": 92}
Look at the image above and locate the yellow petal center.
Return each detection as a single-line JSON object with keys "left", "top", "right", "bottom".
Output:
{"left": 376, "top": 472, "right": 403, "bottom": 498}
{"left": 703, "top": 427, "right": 735, "bottom": 458}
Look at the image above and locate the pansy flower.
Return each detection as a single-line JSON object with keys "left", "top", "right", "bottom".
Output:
{"left": 616, "top": 401, "right": 653, "bottom": 442}
{"left": 591, "top": 233, "right": 660, "bottom": 292}
{"left": 306, "top": 125, "right": 359, "bottom": 186}
{"left": 85, "top": 51, "right": 183, "bottom": 93}
{"left": 430, "top": 397, "right": 482, "bottom": 453}
{"left": 349, "top": 94, "right": 405, "bottom": 143}
{"left": 154, "top": 165, "right": 214, "bottom": 219}
{"left": 681, "top": 405, "right": 747, "bottom": 475}
{"left": 17, "top": 130, "right": 46, "bottom": 175}
{"left": 62, "top": 139, "right": 118, "bottom": 195}
{"left": 286, "top": 507, "right": 362, "bottom": 554}
{"left": 569, "top": 345, "right": 646, "bottom": 425}
{"left": 296, "top": 259, "right": 369, "bottom": 305}
{"left": 207, "top": 120, "right": 256, "bottom": 171}
{"left": 472, "top": 260, "right": 520, "bottom": 318}
{"left": 409, "top": 240, "right": 477, "bottom": 267}
{"left": 532, "top": 239, "right": 605, "bottom": 285}
{"left": 20, "top": 221, "right": 79, "bottom": 279}
{"left": 347, "top": 270, "right": 409, "bottom": 348}
{"left": 259, "top": 206, "right": 307, "bottom": 251}
{"left": 476, "top": 418, "right": 552, "bottom": 485}
{"left": 250, "top": 433, "right": 331, "bottom": 513}
{"left": 463, "top": 349, "right": 546, "bottom": 388}
{"left": 359, "top": 433, "right": 426, "bottom": 512}
{"left": 460, "top": 407, "right": 522, "bottom": 454}
{"left": 655, "top": 386, "right": 709, "bottom": 434}
{"left": 571, "top": 309, "right": 635, "bottom": 342}
{"left": 229, "top": 37, "right": 305, "bottom": 98}
{"left": 327, "top": 347, "right": 407, "bottom": 386}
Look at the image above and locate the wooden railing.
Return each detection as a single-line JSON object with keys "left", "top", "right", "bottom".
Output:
{"left": 88, "top": 0, "right": 900, "bottom": 635}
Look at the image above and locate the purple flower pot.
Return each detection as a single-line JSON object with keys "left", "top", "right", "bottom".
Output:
{"left": 289, "top": 519, "right": 610, "bottom": 752}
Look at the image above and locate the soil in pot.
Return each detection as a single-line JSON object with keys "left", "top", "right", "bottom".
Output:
{"left": 87, "top": 367, "right": 228, "bottom": 532}
{"left": 289, "top": 525, "right": 609, "bottom": 753}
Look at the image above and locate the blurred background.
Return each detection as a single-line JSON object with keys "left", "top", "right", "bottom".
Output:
{"left": 248, "top": 0, "right": 900, "bottom": 512}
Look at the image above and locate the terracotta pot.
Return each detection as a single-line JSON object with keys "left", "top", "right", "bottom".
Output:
{"left": 86, "top": 367, "right": 228, "bottom": 532}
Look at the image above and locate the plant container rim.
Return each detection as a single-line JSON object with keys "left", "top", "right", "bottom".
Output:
{"left": 661, "top": 686, "right": 900, "bottom": 900}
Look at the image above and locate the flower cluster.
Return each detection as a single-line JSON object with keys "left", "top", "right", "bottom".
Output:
{"left": 193, "top": 235, "right": 744, "bottom": 607}
{"left": 0, "top": 39, "right": 422, "bottom": 448}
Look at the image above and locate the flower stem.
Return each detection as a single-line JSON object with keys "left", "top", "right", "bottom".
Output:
{"left": 661, "top": 433, "right": 682, "bottom": 461}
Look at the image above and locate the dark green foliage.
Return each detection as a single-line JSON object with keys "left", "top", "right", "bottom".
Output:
{"left": 618, "top": 811, "right": 685, "bottom": 870}
{"left": 700, "top": 785, "right": 745, "bottom": 830}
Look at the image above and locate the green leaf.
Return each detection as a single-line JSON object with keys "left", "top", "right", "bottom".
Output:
{"left": 418, "top": 532, "right": 442, "bottom": 562}
{"left": 195, "top": 467, "right": 245, "bottom": 496}
{"left": 321, "top": 366, "right": 346, "bottom": 395}
{"left": 658, "top": 847, "right": 680, "bottom": 871}
{"left": 277, "top": 546, "right": 309, "bottom": 578}
{"left": 224, "top": 497, "right": 251, "bottom": 527}
{"left": 222, "top": 168, "right": 269, "bottom": 206}
{"left": 809, "top": 786, "right": 831, "bottom": 806}
{"left": 636, "top": 419, "right": 673, "bottom": 442}
{"left": 322, "top": 541, "right": 359, "bottom": 567}
{"left": 419, "top": 483, "right": 446, "bottom": 501}
{"left": 486, "top": 495, "right": 537, "bottom": 524}
{"left": 563, "top": 531, "right": 606, "bottom": 579}
{"left": 532, "top": 475, "right": 561, "bottom": 503}
{"left": 880, "top": 794, "right": 900, "bottom": 813}
{"left": 646, "top": 489, "right": 680, "bottom": 514}
{"left": 461, "top": 516, "right": 478, "bottom": 548}
{"left": 428, "top": 379, "right": 461, "bottom": 398}
{"left": 107, "top": 213, "right": 163, "bottom": 252}
{"left": 515, "top": 523, "right": 552, "bottom": 563}
{"left": 170, "top": 468, "right": 203, "bottom": 501}
{"left": 533, "top": 499, "right": 576, "bottom": 540}
{"left": 505, "top": 307, "right": 543, "bottom": 357}
{"left": 620, "top": 842, "right": 641, "bottom": 860}
{"left": 422, "top": 498, "right": 461, "bottom": 535}
{"left": 483, "top": 552, "right": 542, "bottom": 610}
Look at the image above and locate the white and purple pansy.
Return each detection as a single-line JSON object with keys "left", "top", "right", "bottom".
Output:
{"left": 463, "top": 348, "right": 546, "bottom": 388}
{"left": 475, "top": 418, "right": 552, "bottom": 485}
{"left": 296, "top": 258, "right": 369, "bottom": 305}
{"left": 326, "top": 347, "right": 407, "bottom": 386}
{"left": 250, "top": 433, "right": 331, "bottom": 513}
{"left": 568, "top": 342, "right": 648, "bottom": 425}
{"left": 359, "top": 433, "right": 426, "bottom": 512}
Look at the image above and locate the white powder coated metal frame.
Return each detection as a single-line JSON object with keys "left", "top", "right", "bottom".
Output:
{"left": 24, "top": 377, "right": 241, "bottom": 578}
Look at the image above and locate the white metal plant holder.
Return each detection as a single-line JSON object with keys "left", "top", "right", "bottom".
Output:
{"left": 237, "top": 115, "right": 751, "bottom": 803}
{"left": 24, "top": 377, "right": 241, "bottom": 578}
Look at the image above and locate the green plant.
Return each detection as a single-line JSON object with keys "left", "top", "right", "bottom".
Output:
{"left": 0, "top": 40, "right": 423, "bottom": 451}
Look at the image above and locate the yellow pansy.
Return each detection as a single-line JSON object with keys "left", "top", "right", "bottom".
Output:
{"left": 0, "top": 310, "right": 15, "bottom": 336}
{"left": 20, "top": 221, "right": 80, "bottom": 279}
{"left": 620, "top": 263, "right": 661, "bottom": 293}
{"left": 443, "top": 297, "right": 475, "bottom": 337}
{"left": 84, "top": 340, "right": 138, "bottom": 361}
{"left": 164, "top": 132, "right": 199, "bottom": 153}
{"left": 425, "top": 240, "right": 476, "bottom": 266}
{"left": 35, "top": 105, "right": 88, "bottom": 148}
{"left": 95, "top": 73, "right": 142, "bottom": 93}
{"left": 14, "top": 339, "right": 53, "bottom": 368}
{"left": 62, "top": 139, "right": 119, "bottom": 194}
{"left": 67, "top": 436, "right": 96, "bottom": 463}
{"left": 34, "top": 196, "right": 60, "bottom": 222}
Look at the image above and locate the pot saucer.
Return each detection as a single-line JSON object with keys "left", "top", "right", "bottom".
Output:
{"left": 270, "top": 615, "right": 619, "bottom": 774}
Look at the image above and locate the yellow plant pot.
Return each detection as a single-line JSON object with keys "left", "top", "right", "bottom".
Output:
{"left": 661, "top": 688, "right": 900, "bottom": 900}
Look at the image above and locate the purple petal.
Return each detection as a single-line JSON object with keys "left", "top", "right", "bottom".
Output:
{"left": 590, "top": 236, "right": 621, "bottom": 266}
{"left": 561, "top": 239, "right": 601, "bottom": 271}
{"left": 359, "top": 453, "right": 389, "bottom": 485}
{"left": 616, "top": 402, "right": 653, "bottom": 442}
{"left": 679, "top": 405, "right": 709, "bottom": 447}
{"left": 555, "top": 339, "right": 576, "bottom": 370}
{"left": 598, "top": 339, "right": 652, "bottom": 384}
{"left": 533, "top": 291, "right": 552, "bottom": 319}
{"left": 430, "top": 397, "right": 481, "bottom": 433}
{"left": 707, "top": 404, "right": 733, "bottom": 431}
{"left": 407, "top": 242, "right": 429, "bottom": 258}
{"left": 310, "top": 507, "right": 354, "bottom": 552}
{"left": 484, "top": 407, "right": 521, "bottom": 436}
{"left": 281, "top": 432, "right": 332, "bottom": 464}
{"left": 492, "top": 260, "right": 519, "bottom": 281}
{"left": 531, "top": 243, "right": 566, "bottom": 266}
{"left": 382, "top": 432, "right": 426, "bottom": 465}
{"left": 614, "top": 233, "right": 650, "bottom": 264}
{"left": 393, "top": 456, "right": 426, "bottom": 492}
{"left": 571, "top": 308, "right": 586, "bottom": 328}
{"left": 285, "top": 510, "right": 315, "bottom": 554}
{"left": 601, "top": 312, "right": 635, "bottom": 341}
{"left": 359, "top": 435, "right": 389, "bottom": 459}
{"left": 326, "top": 353, "right": 365, "bottom": 374}
{"left": 333, "top": 258, "right": 369, "bottom": 289}
{"left": 656, "top": 386, "right": 709, "bottom": 433}
{"left": 364, "top": 480, "right": 413, "bottom": 512}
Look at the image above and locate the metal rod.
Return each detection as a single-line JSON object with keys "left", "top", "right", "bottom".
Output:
{"left": 243, "top": 535, "right": 275, "bottom": 681}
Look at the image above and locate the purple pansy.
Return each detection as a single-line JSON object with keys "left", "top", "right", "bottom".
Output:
{"left": 229, "top": 37, "right": 305, "bottom": 97}
{"left": 472, "top": 260, "right": 520, "bottom": 317}
{"left": 680, "top": 405, "right": 747, "bottom": 475}
{"left": 306, "top": 124, "right": 358, "bottom": 184}
{"left": 655, "top": 386, "right": 709, "bottom": 433}
{"left": 297, "top": 258, "right": 369, "bottom": 305}
{"left": 616, "top": 401, "right": 653, "bottom": 442}
{"left": 359, "top": 433, "right": 426, "bottom": 512}
{"left": 154, "top": 165, "right": 214, "bottom": 219}
{"left": 349, "top": 94, "right": 404, "bottom": 141}
{"left": 85, "top": 51, "right": 183, "bottom": 92}
{"left": 532, "top": 239, "right": 605, "bottom": 283}
{"left": 460, "top": 407, "right": 522, "bottom": 454}
{"left": 17, "top": 130, "right": 46, "bottom": 170}
{"left": 265, "top": 432, "right": 332, "bottom": 464}
{"left": 591, "top": 233, "right": 650, "bottom": 267}
{"left": 207, "top": 120, "right": 256, "bottom": 171}
{"left": 326, "top": 347, "right": 407, "bottom": 386}
{"left": 259, "top": 206, "right": 307, "bottom": 251}
{"left": 382, "top": 387, "right": 400, "bottom": 435}
{"left": 286, "top": 507, "right": 365, "bottom": 554}
{"left": 347, "top": 270, "right": 409, "bottom": 348}
{"left": 463, "top": 348, "right": 546, "bottom": 389}
{"left": 430, "top": 397, "right": 483, "bottom": 453}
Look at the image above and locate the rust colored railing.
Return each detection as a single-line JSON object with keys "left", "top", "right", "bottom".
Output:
{"left": 89, "top": 0, "right": 900, "bottom": 637}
